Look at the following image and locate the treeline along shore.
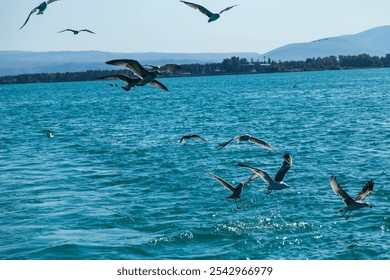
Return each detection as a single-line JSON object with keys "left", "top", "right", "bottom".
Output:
{"left": 1, "top": 53, "right": 390, "bottom": 85}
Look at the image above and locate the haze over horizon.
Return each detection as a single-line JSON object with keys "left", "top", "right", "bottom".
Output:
{"left": 1, "top": 0, "right": 389, "bottom": 54}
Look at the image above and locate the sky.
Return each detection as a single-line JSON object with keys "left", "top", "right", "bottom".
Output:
{"left": 1, "top": 0, "right": 390, "bottom": 54}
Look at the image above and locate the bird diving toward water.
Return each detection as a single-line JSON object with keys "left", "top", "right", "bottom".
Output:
{"left": 58, "top": 29, "right": 95, "bottom": 35}
{"left": 330, "top": 176, "right": 374, "bottom": 220}
{"left": 179, "top": 134, "right": 206, "bottom": 143}
{"left": 180, "top": 1, "right": 238, "bottom": 23}
{"left": 105, "top": 59, "right": 180, "bottom": 91}
{"left": 218, "top": 134, "right": 275, "bottom": 151}
{"left": 236, "top": 154, "right": 292, "bottom": 195}
{"left": 20, "top": 0, "right": 60, "bottom": 30}
{"left": 97, "top": 74, "right": 142, "bottom": 92}
{"left": 198, "top": 166, "right": 259, "bottom": 209}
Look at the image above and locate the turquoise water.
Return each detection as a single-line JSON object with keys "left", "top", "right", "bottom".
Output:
{"left": 0, "top": 69, "right": 389, "bottom": 260}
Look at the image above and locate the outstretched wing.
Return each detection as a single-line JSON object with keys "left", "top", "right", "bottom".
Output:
{"left": 97, "top": 74, "right": 140, "bottom": 84}
{"left": 218, "top": 137, "right": 235, "bottom": 149}
{"left": 235, "top": 163, "right": 274, "bottom": 184}
{"left": 20, "top": 8, "right": 37, "bottom": 29}
{"left": 219, "top": 4, "right": 239, "bottom": 14}
{"left": 191, "top": 134, "right": 206, "bottom": 141}
{"left": 158, "top": 64, "right": 181, "bottom": 72}
{"left": 180, "top": 1, "right": 214, "bottom": 18}
{"left": 80, "top": 29, "right": 95, "bottom": 34}
{"left": 58, "top": 29, "right": 75, "bottom": 33}
{"left": 247, "top": 136, "right": 274, "bottom": 150}
{"left": 274, "top": 154, "right": 292, "bottom": 182}
{"left": 330, "top": 176, "right": 354, "bottom": 206}
{"left": 106, "top": 59, "right": 150, "bottom": 79}
{"left": 198, "top": 166, "right": 235, "bottom": 192}
{"left": 47, "top": 0, "right": 60, "bottom": 4}
{"left": 241, "top": 172, "right": 261, "bottom": 187}
{"left": 355, "top": 179, "right": 374, "bottom": 202}
{"left": 149, "top": 79, "right": 169, "bottom": 91}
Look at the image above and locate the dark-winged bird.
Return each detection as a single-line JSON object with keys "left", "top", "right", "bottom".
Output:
{"left": 97, "top": 75, "right": 142, "bottom": 91}
{"left": 218, "top": 134, "right": 275, "bottom": 151}
{"left": 179, "top": 134, "right": 206, "bottom": 143}
{"left": 105, "top": 59, "right": 180, "bottom": 91}
{"left": 58, "top": 29, "right": 95, "bottom": 35}
{"left": 198, "top": 166, "right": 259, "bottom": 209}
{"left": 20, "top": 0, "right": 60, "bottom": 29}
{"left": 236, "top": 154, "right": 292, "bottom": 195}
{"left": 330, "top": 176, "right": 374, "bottom": 220}
{"left": 180, "top": 1, "right": 238, "bottom": 23}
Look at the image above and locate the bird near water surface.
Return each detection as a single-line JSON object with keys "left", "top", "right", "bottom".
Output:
{"left": 198, "top": 166, "right": 259, "bottom": 209}
{"left": 97, "top": 74, "right": 142, "bottom": 91}
{"left": 20, "top": 0, "right": 60, "bottom": 30}
{"left": 236, "top": 154, "right": 292, "bottom": 195}
{"left": 179, "top": 134, "right": 206, "bottom": 143}
{"left": 218, "top": 134, "right": 275, "bottom": 151}
{"left": 330, "top": 176, "right": 374, "bottom": 220}
{"left": 180, "top": 1, "right": 238, "bottom": 23}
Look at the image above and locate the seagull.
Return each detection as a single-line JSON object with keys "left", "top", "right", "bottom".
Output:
{"left": 179, "top": 134, "right": 206, "bottom": 143}
{"left": 198, "top": 166, "right": 259, "bottom": 209}
{"left": 20, "top": 0, "right": 60, "bottom": 30}
{"left": 180, "top": 1, "right": 238, "bottom": 23}
{"left": 47, "top": 130, "right": 54, "bottom": 138}
{"left": 218, "top": 134, "right": 275, "bottom": 150}
{"left": 105, "top": 59, "right": 179, "bottom": 91}
{"left": 330, "top": 176, "right": 374, "bottom": 220}
{"left": 58, "top": 29, "right": 95, "bottom": 35}
{"left": 235, "top": 154, "right": 292, "bottom": 195}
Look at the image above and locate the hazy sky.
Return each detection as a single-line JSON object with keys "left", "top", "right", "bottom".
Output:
{"left": 1, "top": 0, "right": 389, "bottom": 54}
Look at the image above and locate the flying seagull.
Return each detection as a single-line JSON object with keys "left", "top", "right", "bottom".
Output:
{"left": 20, "top": 0, "right": 60, "bottom": 30}
{"left": 105, "top": 59, "right": 180, "bottom": 91}
{"left": 179, "top": 134, "right": 206, "bottom": 143}
{"left": 330, "top": 176, "right": 374, "bottom": 220}
{"left": 97, "top": 74, "right": 142, "bottom": 91}
{"left": 236, "top": 154, "right": 292, "bottom": 195}
{"left": 198, "top": 166, "right": 259, "bottom": 209}
{"left": 218, "top": 134, "right": 275, "bottom": 150}
{"left": 58, "top": 29, "right": 95, "bottom": 35}
{"left": 180, "top": 1, "right": 238, "bottom": 23}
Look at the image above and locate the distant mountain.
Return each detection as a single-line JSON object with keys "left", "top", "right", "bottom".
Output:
{"left": 263, "top": 25, "right": 390, "bottom": 62}
{"left": 0, "top": 51, "right": 261, "bottom": 76}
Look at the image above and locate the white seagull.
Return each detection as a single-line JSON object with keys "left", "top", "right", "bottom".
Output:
{"left": 330, "top": 176, "right": 374, "bottom": 220}
{"left": 198, "top": 166, "right": 259, "bottom": 209}
{"left": 236, "top": 154, "right": 292, "bottom": 195}
{"left": 20, "top": 0, "right": 60, "bottom": 30}
{"left": 47, "top": 130, "right": 54, "bottom": 138}
{"left": 180, "top": 1, "right": 238, "bottom": 23}
{"left": 218, "top": 134, "right": 275, "bottom": 151}
{"left": 105, "top": 59, "right": 180, "bottom": 91}
{"left": 58, "top": 29, "right": 95, "bottom": 35}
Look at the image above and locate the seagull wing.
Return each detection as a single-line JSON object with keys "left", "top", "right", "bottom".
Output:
{"left": 191, "top": 134, "right": 206, "bottom": 141}
{"left": 241, "top": 172, "right": 261, "bottom": 187}
{"left": 219, "top": 4, "right": 239, "bottom": 14}
{"left": 180, "top": 1, "right": 214, "bottom": 18}
{"left": 20, "top": 8, "right": 37, "bottom": 29}
{"left": 218, "top": 137, "right": 236, "bottom": 149}
{"left": 58, "top": 29, "right": 75, "bottom": 33}
{"left": 355, "top": 179, "right": 374, "bottom": 202}
{"left": 97, "top": 74, "right": 140, "bottom": 84}
{"left": 274, "top": 154, "right": 292, "bottom": 182}
{"left": 235, "top": 163, "right": 274, "bottom": 184}
{"left": 80, "top": 29, "right": 95, "bottom": 34}
{"left": 106, "top": 59, "right": 150, "bottom": 79}
{"left": 47, "top": 0, "right": 60, "bottom": 4}
{"left": 158, "top": 64, "right": 181, "bottom": 72}
{"left": 247, "top": 136, "right": 274, "bottom": 150}
{"left": 198, "top": 166, "right": 235, "bottom": 192}
{"left": 149, "top": 79, "right": 169, "bottom": 91}
{"left": 330, "top": 176, "right": 355, "bottom": 206}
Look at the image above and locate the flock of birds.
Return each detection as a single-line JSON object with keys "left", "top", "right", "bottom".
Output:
{"left": 24, "top": 0, "right": 374, "bottom": 220}
{"left": 179, "top": 134, "right": 374, "bottom": 220}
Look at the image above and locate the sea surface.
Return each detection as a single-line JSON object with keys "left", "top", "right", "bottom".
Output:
{"left": 0, "top": 68, "right": 389, "bottom": 260}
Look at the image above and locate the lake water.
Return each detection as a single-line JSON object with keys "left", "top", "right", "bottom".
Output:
{"left": 0, "top": 68, "right": 389, "bottom": 260}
